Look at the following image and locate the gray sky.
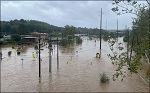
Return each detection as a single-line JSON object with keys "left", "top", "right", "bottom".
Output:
{"left": 1, "top": 1, "right": 148, "bottom": 30}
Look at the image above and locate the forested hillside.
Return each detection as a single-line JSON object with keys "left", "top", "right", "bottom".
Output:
{"left": 1, "top": 19, "right": 63, "bottom": 35}
{"left": 1, "top": 19, "right": 108, "bottom": 35}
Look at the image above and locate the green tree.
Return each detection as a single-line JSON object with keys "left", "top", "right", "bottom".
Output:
{"left": 18, "top": 24, "right": 28, "bottom": 35}
{"left": 63, "top": 25, "right": 76, "bottom": 39}
{"left": 109, "top": 0, "right": 150, "bottom": 80}
{"left": 11, "top": 34, "right": 21, "bottom": 42}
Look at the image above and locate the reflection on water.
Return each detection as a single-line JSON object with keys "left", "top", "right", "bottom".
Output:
{"left": 1, "top": 36, "right": 149, "bottom": 92}
{"left": 60, "top": 46, "right": 76, "bottom": 55}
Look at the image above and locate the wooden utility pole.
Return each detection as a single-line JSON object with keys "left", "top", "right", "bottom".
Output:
{"left": 57, "top": 38, "right": 59, "bottom": 69}
{"left": 99, "top": 8, "right": 102, "bottom": 51}
{"left": 49, "top": 37, "right": 52, "bottom": 72}
{"left": 127, "top": 27, "right": 130, "bottom": 66}
{"left": 39, "top": 37, "right": 41, "bottom": 77}
{"left": 0, "top": 45, "right": 2, "bottom": 62}
{"left": 148, "top": 5, "right": 150, "bottom": 65}
{"left": 148, "top": 6, "right": 150, "bottom": 80}
{"left": 106, "top": 19, "right": 107, "bottom": 31}
{"left": 117, "top": 19, "right": 118, "bottom": 41}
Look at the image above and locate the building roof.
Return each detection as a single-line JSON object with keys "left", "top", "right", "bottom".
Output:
{"left": 3, "top": 35, "right": 11, "bottom": 38}
{"left": 20, "top": 35, "right": 32, "bottom": 37}
{"left": 23, "top": 37, "right": 38, "bottom": 39}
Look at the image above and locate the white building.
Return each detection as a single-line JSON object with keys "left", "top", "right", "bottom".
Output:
{"left": 3, "top": 35, "right": 11, "bottom": 41}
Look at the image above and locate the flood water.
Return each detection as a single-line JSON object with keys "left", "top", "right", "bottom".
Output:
{"left": 1, "top": 36, "right": 149, "bottom": 92}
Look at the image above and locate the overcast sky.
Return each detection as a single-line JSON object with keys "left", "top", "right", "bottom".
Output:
{"left": 1, "top": 1, "right": 148, "bottom": 30}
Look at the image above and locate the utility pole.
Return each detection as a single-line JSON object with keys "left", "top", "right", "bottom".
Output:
{"left": 0, "top": 50, "right": 1, "bottom": 62}
{"left": 117, "top": 19, "right": 118, "bottom": 41}
{"left": 49, "top": 37, "right": 52, "bottom": 72}
{"left": 57, "top": 38, "right": 59, "bottom": 69}
{"left": 39, "top": 37, "right": 41, "bottom": 77}
{"left": 148, "top": 5, "right": 150, "bottom": 88}
{"left": 0, "top": 31, "right": 1, "bottom": 61}
{"left": 99, "top": 8, "right": 102, "bottom": 51}
{"left": 148, "top": 5, "right": 150, "bottom": 65}
{"left": 106, "top": 19, "right": 107, "bottom": 31}
{"left": 127, "top": 27, "right": 130, "bottom": 66}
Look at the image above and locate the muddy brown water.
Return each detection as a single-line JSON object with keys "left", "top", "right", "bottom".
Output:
{"left": 1, "top": 36, "right": 149, "bottom": 92}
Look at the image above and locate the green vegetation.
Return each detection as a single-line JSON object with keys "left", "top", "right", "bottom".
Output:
{"left": 100, "top": 72, "right": 109, "bottom": 83}
{"left": 109, "top": 0, "right": 150, "bottom": 80}
{"left": 11, "top": 34, "right": 21, "bottom": 42}
{"left": 76, "top": 37, "right": 82, "bottom": 44}
{"left": 102, "top": 34, "right": 109, "bottom": 41}
{"left": 1, "top": 19, "right": 114, "bottom": 46}
{"left": 62, "top": 25, "right": 76, "bottom": 39}
{"left": 1, "top": 19, "right": 110, "bottom": 36}
{"left": 59, "top": 25, "right": 83, "bottom": 46}
{"left": 8, "top": 51, "right": 12, "bottom": 56}
{"left": 1, "top": 19, "right": 62, "bottom": 35}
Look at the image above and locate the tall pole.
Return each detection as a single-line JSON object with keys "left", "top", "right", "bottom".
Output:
{"left": 126, "top": 25, "right": 128, "bottom": 57}
{"left": 106, "top": 19, "right": 107, "bottom": 31}
{"left": 0, "top": 31, "right": 2, "bottom": 61}
{"left": 0, "top": 48, "right": 1, "bottom": 62}
{"left": 100, "top": 8, "right": 102, "bottom": 51}
{"left": 49, "top": 37, "right": 52, "bottom": 72}
{"left": 117, "top": 19, "right": 118, "bottom": 41}
{"left": 127, "top": 27, "right": 129, "bottom": 66}
{"left": 39, "top": 37, "right": 41, "bottom": 77}
{"left": 57, "top": 38, "right": 59, "bottom": 69}
{"left": 148, "top": 6, "right": 150, "bottom": 89}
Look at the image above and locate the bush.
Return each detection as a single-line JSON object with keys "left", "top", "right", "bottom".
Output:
{"left": 103, "top": 34, "right": 109, "bottom": 41}
{"left": 17, "top": 51, "right": 21, "bottom": 55}
{"left": 0, "top": 41, "right": 3, "bottom": 45}
{"left": 34, "top": 45, "right": 38, "bottom": 50}
{"left": 76, "top": 37, "right": 82, "bottom": 44}
{"left": 100, "top": 72, "right": 109, "bottom": 83}
{"left": 11, "top": 34, "right": 21, "bottom": 42}
{"left": 8, "top": 51, "right": 12, "bottom": 56}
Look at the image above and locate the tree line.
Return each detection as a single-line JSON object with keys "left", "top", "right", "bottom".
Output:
{"left": 0, "top": 19, "right": 109, "bottom": 36}
{"left": 1, "top": 19, "right": 62, "bottom": 35}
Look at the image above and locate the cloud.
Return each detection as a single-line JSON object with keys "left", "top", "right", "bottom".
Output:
{"left": 1, "top": 1, "right": 147, "bottom": 29}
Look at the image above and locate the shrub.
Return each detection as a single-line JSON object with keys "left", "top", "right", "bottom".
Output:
{"left": 34, "top": 45, "right": 38, "bottom": 50}
{"left": 76, "top": 37, "right": 82, "bottom": 44}
{"left": 11, "top": 34, "right": 21, "bottom": 42}
{"left": 8, "top": 51, "right": 12, "bottom": 56}
{"left": 100, "top": 72, "right": 109, "bottom": 83}
{"left": 17, "top": 51, "right": 21, "bottom": 55}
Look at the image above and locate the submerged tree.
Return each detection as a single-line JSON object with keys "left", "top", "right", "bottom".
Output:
{"left": 62, "top": 25, "right": 76, "bottom": 39}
